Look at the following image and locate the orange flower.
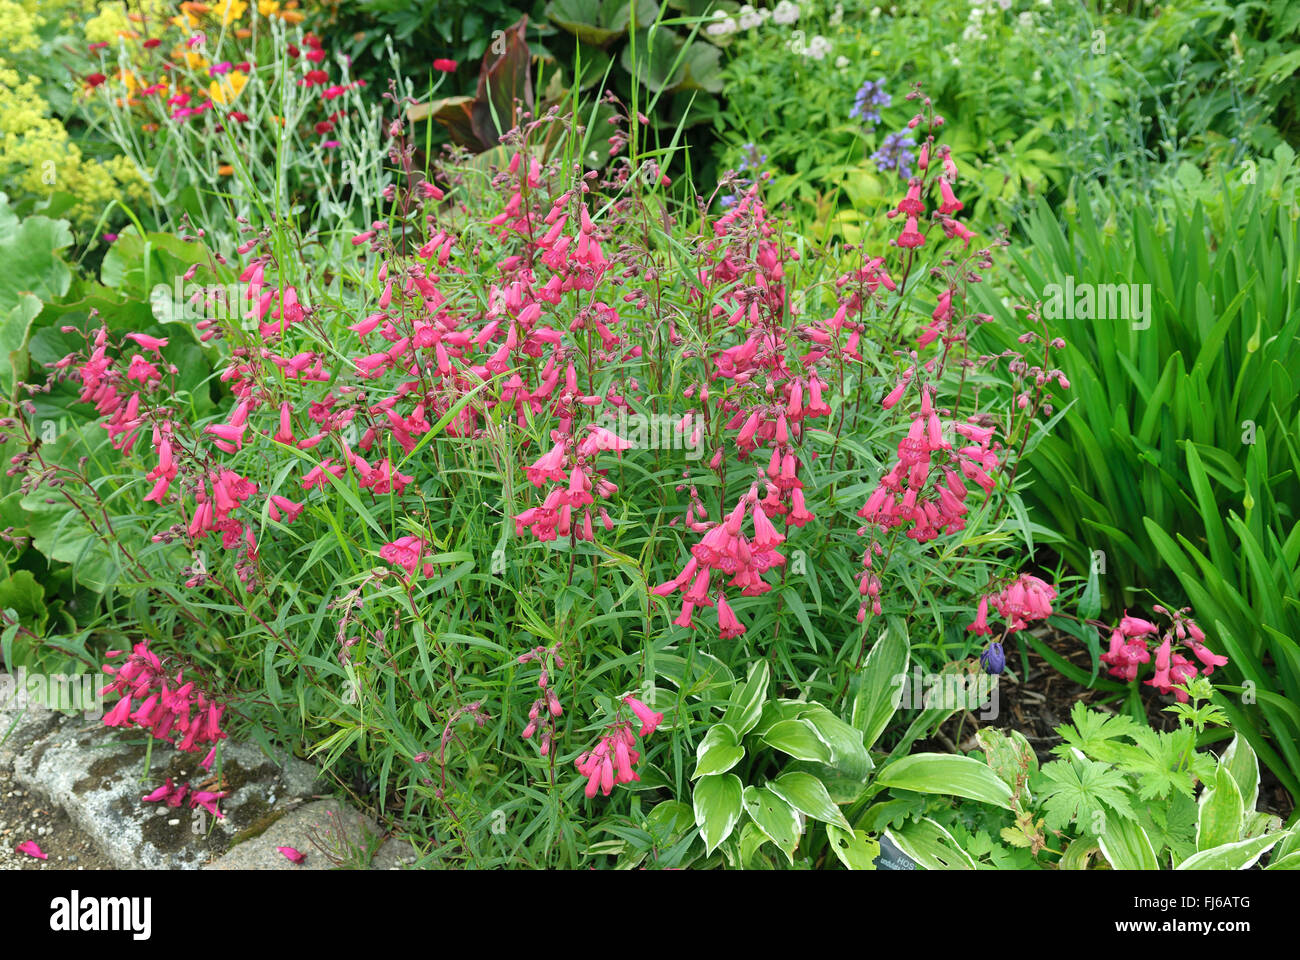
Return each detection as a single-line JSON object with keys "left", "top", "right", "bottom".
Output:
{"left": 174, "top": 2, "right": 209, "bottom": 28}
{"left": 218, "top": 164, "right": 235, "bottom": 176}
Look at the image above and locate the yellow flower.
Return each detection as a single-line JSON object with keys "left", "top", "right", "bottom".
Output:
{"left": 209, "top": 69, "right": 248, "bottom": 104}
{"left": 84, "top": 2, "right": 132, "bottom": 44}
{"left": 115, "top": 68, "right": 138, "bottom": 95}
{"left": 257, "top": 0, "right": 278, "bottom": 15}
{"left": 217, "top": 0, "right": 247, "bottom": 25}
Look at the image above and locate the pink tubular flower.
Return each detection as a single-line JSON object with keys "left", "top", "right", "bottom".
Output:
{"left": 277, "top": 846, "right": 307, "bottom": 864}
{"left": 142, "top": 778, "right": 178, "bottom": 803}
{"left": 268, "top": 494, "right": 305, "bottom": 524}
{"left": 101, "top": 641, "right": 228, "bottom": 753}
{"left": 380, "top": 535, "right": 432, "bottom": 580}
{"left": 272, "top": 402, "right": 295, "bottom": 444}
{"left": 1118, "top": 613, "right": 1159, "bottom": 638}
{"left": 966, "top": 595, "right": 992, "bottom": 636}
{"left": 1186, "top": 640, "right": 1228, "bottom": 675}
{"left": 190, "top": 790, "right": 228, "bottom": 819}
{"left": 716, "top": 593, "right": 745, "bottom": 639}
{"left": 897, "top": 216, "right": 925, "bottom": 248}
{"left": 16, "top": 840, "right": 47, "bottom": 860}
{"left": 125, "top": 333, "right": 169, "bottom": 353}
{"left": 1144, "top": 636, "right": 1174, "bottom": 694}
{"left": 1102, "top": 608, "right": 1226, "bottom": 696}
{"left": 990, "top": 574, "right": 1056, "bottom": 632}
{"left": 937, "top": 178, "right": 963, "bottom": 215}
{"left": 624, "top": 696, "right": 663, "bottom": 738}
{"left": 882, "top": 374, "right": 911, "bottom": 410}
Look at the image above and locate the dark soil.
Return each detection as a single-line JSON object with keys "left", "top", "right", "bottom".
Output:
{"left": 0, "top": 765, "right": 116, "bottom": 871}
{"left": 923, "top": 626, "right": 1295, "bottom": 821}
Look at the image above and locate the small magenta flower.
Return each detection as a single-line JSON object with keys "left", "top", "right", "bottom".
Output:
{"left": 277, "top": 846, "right": 306, "bottom": 864}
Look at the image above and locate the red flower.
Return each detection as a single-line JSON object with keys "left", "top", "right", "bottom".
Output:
{"left": 86, "top": 73, "right": 107, "bottom": 87}
{"left": 433, "top": 59, "right": 458, "bottom": 73}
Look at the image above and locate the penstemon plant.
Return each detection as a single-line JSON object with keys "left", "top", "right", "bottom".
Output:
{"left": 10, "top": 80, "right": 1098, "bottom": 866}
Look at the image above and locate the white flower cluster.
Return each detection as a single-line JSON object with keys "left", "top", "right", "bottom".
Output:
{"left": 710, "top": 1, "right": 827, "bottom": 61}
{"left": 706, "top": 11, "right": 738, "bottom": 36}
{"left": 773, "top": 1, "right": 801, "bottom": 25}
{"left": 705, "top": 3, "right": 782, "bottom": 37}
{"left": 803, "top": 34, "right": 833, "bottom": 60}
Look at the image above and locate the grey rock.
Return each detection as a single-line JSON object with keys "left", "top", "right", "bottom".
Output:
{"left": 203, "top": 800, "right": 387, "bottom": 870}
{"left": 0, "top": 673, "right": 395, "bottom": 870}
{"left": 370, "top": 837, "right": 417, "bottom": 870}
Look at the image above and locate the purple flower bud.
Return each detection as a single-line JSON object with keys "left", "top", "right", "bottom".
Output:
{"left": 980, "top": 642, "right": 1005, "bottom": 676}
